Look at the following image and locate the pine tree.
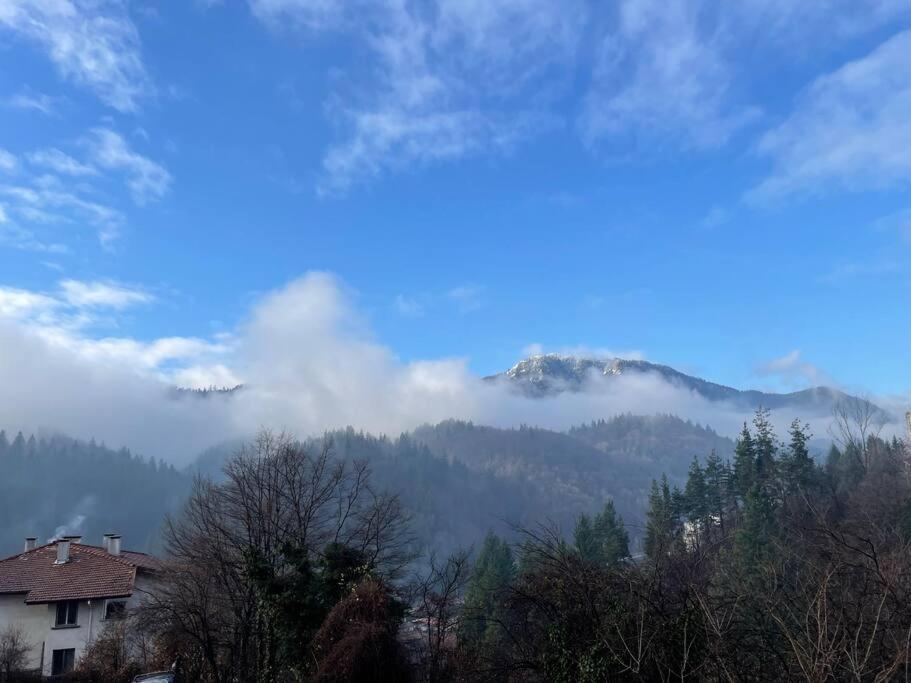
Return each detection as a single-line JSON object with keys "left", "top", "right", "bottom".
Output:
{"left": 9, "top": 432, "right": 25, "bottom": 459}
{"left": 0, "top": 430, "right": 7, "bottom": 457}
{"left": 703, "top": 450, "right": 727, "bottom": 534}
{"left": 752, "top": 408, "right": 777, "bottom": 484}
{"left": 462, "top": 533, "right": 516, "bottom": 645}
{"left": 684, "top": 457, "right": 708, "bottom": 524}
{"left": 573, "top": 514, "right": 601, "bottom": 564}
{"left": 593, "top": 500, "right": 630, "bottom": 566}
{"left": 781, "top": 419, "right": 814, "bottom": 493}
{"left": 735, "top": 484, "right": 777, "bottom": 569}
{"left": 645, "top": 476, "right": 676, "bottom": 560}
{"left": 733, "top": 423, "right": 756, "bottom": 500}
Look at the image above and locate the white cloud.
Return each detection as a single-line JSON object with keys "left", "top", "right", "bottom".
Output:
{"left": 522, "top": 342, "right": 544, "bottom": 357}
{"left": 0, "top": 0, "right": 151, "bottom": 111}
{"left": 59, "top": 279, "right": 153, "bottom": 309}
{"left": 249, "top": 0, "right": 346, "bottom": 31}
{"left": 447, "top": 284, "right": 484, "bottom": 312}
{"left": 874, "top": 208, "right": 911, "bottom": 245}
{"left": 756, "top": 350, "right": 830, "bottom": 389}
{"left": 749, "top": 29, "right": 911, "bottom": 202}
{"left": 4, "top": 89, "right": 58, "bottom": 115}
{"left": 0, "top": 286, "right": 59, "bottom": 319}
{"left": 0, "top": 271, "right": 884, "bottom": 466}
{"left": 394, "top": 294, "right": 424, "bottom": 317}
{"left": 0, "top": 181, "right": 125, "bottom": 245}
{"left": 28, "top": 148, "right": 97, "bottom": 177}
{"left": 253, "top": 0, "right": 581, "bottom": 193}
{"left": 581, "top": 0, "right": 759, "bottom": 150}
{"left": 0, "top": 149, "right": 17, "bottom": 173}
{"left": 85, "top": 128, "right": 172, "bottom": 204}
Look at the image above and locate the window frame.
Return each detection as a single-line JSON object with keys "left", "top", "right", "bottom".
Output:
{"left": 54, "top": 599, "right": 79, "bottom": 627}
{"left": 104, "top": 598, "right": 128, "bottom": 621}
{"left": 51, "top": 648, "right": 76, "bottom": 675}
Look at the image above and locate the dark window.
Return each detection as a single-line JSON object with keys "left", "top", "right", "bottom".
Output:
{"left": 55, "top": 600, "right": 79, "bottom": 626}
{"left": 51, "top": 648, "right": 75, "bottom": 675}
{"left": 104, "top": 599, "right": 127, "bottom": 620}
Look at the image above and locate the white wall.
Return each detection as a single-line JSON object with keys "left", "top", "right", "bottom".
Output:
{"left": 0, "top": 593, "right": 140, "bottom": 675}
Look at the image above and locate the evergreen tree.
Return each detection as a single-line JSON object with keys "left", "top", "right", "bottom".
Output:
{"left": 703, "top": 450, "right": 727, "bottom": 533}
{"left": 735, "top": 484, "right": 777, "bottom": 568}
{"left": 733, "top": 423, "right": 756, "bottom": 500}
{"left": 573, "top": 514, "right": 601, "bottom": 564}
{"left": 0, "top": 430, "right": 8, "bottom": 457}
{"left": 9, "top": 432, "right": 25, "bottom": 459}
{"left": 752, "top": 408, "right": 777, "bottom": 484}
{"left": 684, "top": 457, "right": 708, "bottom": 525}
{"left": 781, "top": 419, "right": 814, "bottom": 493}
{"left": 645, "top": 476, "right": 677, "bottom": 560}
{"left": 462, "top": 533, "right": 516, "bottom": 645}
{"left": 593, "top": 500, "right": 630, "bottom": 566}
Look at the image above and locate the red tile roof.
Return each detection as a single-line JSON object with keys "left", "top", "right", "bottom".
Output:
{"left": 0, "top": 543, "right": 158, "bottom": 604}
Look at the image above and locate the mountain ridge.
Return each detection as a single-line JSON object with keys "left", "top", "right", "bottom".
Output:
{"left": 485, "top": 353, "right": 877, "bottom": 416}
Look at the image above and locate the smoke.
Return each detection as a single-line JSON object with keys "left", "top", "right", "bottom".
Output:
{"left": 0, "top": 271, "right": 898, "bottom": 465}
{"left": 47, "top": 495, "right": 95, "bottom": 542}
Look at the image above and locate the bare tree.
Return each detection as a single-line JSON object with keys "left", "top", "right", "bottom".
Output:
{"left": 0, "top": 626, "right": 30, "bottom": 681}
{"left": 141, "top": 430, "right": 415, "bottom": 683}
{"left": 410, "top": 550, "right": 471, "bottom": 682}
{"left": 831, "top": 396, "right": 887, "bottom": 469}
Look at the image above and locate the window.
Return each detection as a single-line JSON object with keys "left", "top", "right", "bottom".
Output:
{"left": 104, "top": 599, "right": 127, "bottom": 620}
{"left": 55, "top": 600, "right": 79, "bottom": 627}
{"left": 51, "top": 648, "right": 75, "bottom": 675}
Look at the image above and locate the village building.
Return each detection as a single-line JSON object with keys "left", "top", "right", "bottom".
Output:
{"left": 0, "top": 534, "right": 159, "bottom": 677}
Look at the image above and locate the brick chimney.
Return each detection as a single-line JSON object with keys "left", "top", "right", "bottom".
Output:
{"left": 55, "top": 539, "right": 71, "bottom": 564}
{"left": 24, "top": 537, "right": 36, "bottom": 552}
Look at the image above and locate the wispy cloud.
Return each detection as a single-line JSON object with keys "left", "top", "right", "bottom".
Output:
{"left": 85, "top": 128, "right": 172, "bottom": 204}
{"left": 447, "top": 284, "right": 485, "bottom": 313}
{"left": 0, "top": 127, "right": 171, "bottom": 248}
{"left": 0, "top": 277, "right": 227, "bottom": 384}
{"left": 393, "top": 294, "right": 424, "bottom": 318}
{"left": 581, "top": 0, "right": 759, "bottom": 150}
{"left": 0, "top": 0, "right": 152, "bottom": 111}
{"left": 748, "top": 29, "right": 911, "bottom": 202}
{"left": 4, "top": 89, "right": 59, "bottom": 116}
{"left": 0, "top": 149, "right": 17, "bottom": 173}
{"left": 253, "top": 0, "right": 582, "bottom": 193}
{"left": 27, "top": 149, "right": 97, "bottom": 177}
{"left": 59, "top": 279, "right": 154, "bottom": 309}
{"left": 0, "top": 179, "right": 125, "bottom": 246}
{"left": 756, "top": 350, "right": 830, "bottom": 390}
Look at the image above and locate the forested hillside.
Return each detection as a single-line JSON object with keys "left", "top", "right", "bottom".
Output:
{"left": 194, "top": 415, "right": 735, "bottom": 556}
{"left": 0, "top": 414, "right": 736, "bottom": 559}
{"left": 0, "top": 430, "right": 189, "bottom": 556}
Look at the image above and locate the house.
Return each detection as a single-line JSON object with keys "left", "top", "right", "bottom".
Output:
{"left": 0, "top": 534, "right": 160, "bottom": 677}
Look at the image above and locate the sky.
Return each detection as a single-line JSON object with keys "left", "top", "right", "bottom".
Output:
{"left": 1, "top": 0, "right": 910, "bottom": 422}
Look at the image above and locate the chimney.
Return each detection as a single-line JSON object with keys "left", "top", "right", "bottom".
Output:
{"left": 55, "top": 539, "right": 71, "bottom": 564}
{"left": 63, "top": 535, "right": 82, "bottom": 545}
{"left": 102, "top": 533, "right": 114, "bottom": 552}
{"left": 24, "top": 537, "right": 36, "bottom": 552}
{"left": 108, "top": 535, "right": 121, "bottom": 556}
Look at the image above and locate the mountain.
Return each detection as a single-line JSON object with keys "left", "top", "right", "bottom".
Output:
{"left": 0, "top": 429, "right": 189, "bottom": 557}
{"left": 485, "top": 354, "right": 875, "bottom": 416}
{"left": 189, "top": 415, "right": 735, "bottom": 557}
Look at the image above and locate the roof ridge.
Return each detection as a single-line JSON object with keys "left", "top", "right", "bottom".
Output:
{"left": 75, "top": 543, "right": 146, "bottom": 568}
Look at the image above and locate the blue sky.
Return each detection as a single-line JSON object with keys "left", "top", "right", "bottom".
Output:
{"left": 1, "top": 0, "right": 910, "bottom": 397}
